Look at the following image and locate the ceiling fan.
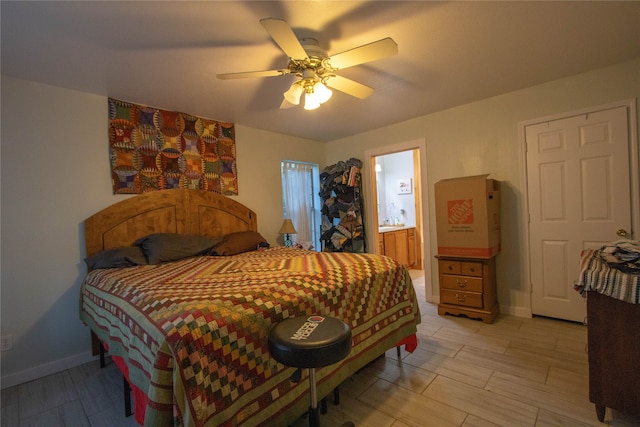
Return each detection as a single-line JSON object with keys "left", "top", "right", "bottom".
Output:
{"left": 217, "top": 18, "right": 398, "bottom": 110}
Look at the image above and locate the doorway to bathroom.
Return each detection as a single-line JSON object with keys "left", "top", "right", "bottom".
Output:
{"left": 366, "top": 143, "right": 426, "bottom": 272}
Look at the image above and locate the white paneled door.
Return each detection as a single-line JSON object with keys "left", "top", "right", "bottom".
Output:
{"left": 526, "top": 106, "right": 632, "bottom": 322}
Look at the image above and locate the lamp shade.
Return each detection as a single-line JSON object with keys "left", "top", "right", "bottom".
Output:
{"left": 278, "top": 219, "right": 297, "bottom": 234}
{"left": 284, "top": 83, "right": 303, "bottom": 105}
{"left": 304, "top": 92, "right": 321, "bottom": 110}
{"left": 314, "top": 82, "right": 333, "bottom": 104}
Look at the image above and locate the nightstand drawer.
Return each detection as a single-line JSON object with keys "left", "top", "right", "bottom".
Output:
{"left": 441, "top": 275, "right": 483, "bottom": 292}
{"left": 440, "top": 289, "right": 483, "bottom": 308}
{"left": 439, "top": 260, "right": 461, "bottom": 275}
{"left": 460, "top": 261, "right": 483, "bottom": 277}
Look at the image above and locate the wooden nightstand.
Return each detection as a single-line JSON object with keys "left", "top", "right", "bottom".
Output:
{"left": 436, "top": 255, "right": 499, "bottom": 323}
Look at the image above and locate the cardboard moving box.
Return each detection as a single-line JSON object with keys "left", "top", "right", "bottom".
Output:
{"left": 435, "top": 174, "right": 500, "bottom": 258}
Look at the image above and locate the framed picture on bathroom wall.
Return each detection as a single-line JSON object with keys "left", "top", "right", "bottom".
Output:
{"left": 398, "top": 178, "right": 412, "bottom": 194}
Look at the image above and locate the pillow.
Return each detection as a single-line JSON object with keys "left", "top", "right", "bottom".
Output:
{"left": 85, "top": 246, "right": 148, "bottom": 269}
{"left": 134, "top": 233, "right": 223, "bottom": 264}
{"left": 210, "top": 231, "right": 268, "bottom": 256}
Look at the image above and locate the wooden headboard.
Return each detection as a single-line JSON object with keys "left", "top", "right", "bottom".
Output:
{"left": 84, "top": 189, "right": 257, "bottom": 256}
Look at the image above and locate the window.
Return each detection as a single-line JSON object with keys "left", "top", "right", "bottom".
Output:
{"left": 281, "top": 161, "right": 321, "bottom": 250}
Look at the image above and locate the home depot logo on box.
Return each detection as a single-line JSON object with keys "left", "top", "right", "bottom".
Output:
{"left": 435, "top": 174, "right": 501, "bottom": 258}
{"left": 448, "top": 199, "right": 474, "bottom": 224}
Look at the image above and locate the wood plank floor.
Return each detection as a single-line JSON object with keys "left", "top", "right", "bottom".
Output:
{"left": 2, "top": 271, "right": 639, "bottom": 426}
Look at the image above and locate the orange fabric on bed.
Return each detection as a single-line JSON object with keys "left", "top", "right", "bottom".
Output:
{"left": 397, "top": 333, "right": 418, "bottom": 352}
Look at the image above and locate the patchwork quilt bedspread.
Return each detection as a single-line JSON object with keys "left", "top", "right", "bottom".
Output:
{"left": 80, "top": 247, "right": 420, "bottom": 426}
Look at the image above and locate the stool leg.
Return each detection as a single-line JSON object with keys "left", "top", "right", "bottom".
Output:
{"left": 308, "top": 368, "right": 319, "bottom": 427}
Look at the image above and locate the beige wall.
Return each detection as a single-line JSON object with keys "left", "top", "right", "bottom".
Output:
{"left": 325, "top": 58, "right": 640, "bottom": 317}
{"left": 234, "top": 126, "right": 325, "bottom": 245}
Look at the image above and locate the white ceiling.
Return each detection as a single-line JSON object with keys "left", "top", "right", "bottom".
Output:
{"left": 2, "top": 1, "right": 639, "bottom": 142}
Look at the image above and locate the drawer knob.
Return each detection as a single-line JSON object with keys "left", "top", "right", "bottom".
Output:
{"left": 455, "top": 294, "right": 466, "bottom": 302}
{"left": 448, "top": 265, "right": 454, "bottom": 271}
{"left": 456, "top": 279, "right": 467, "bottom": 288}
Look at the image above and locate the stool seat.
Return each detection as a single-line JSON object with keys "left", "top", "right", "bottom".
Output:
{"left": 268, "top": 316, "right": 352, "bottom": 427}
{"left": 269, "top": 315, "right": 352, "bottom": 368}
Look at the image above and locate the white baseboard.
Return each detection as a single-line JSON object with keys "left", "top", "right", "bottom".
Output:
{"left": 1, "top": 351, "right": 98, "bottom": 389}
{"left": 426, "top": 298, "right": 532, "bottom": 319}
{"left": 499, "top": 304, "right": 533, "bottom": 319}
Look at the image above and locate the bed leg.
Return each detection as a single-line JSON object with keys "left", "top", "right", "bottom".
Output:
{"left": 99, "top": 341, "right": 106, "bottom": 368}
{"left": 320, "top": 387, "right": 340, "bottom": 415}
{"left": 123, "top": 376, "right": 133, "bottom": 417}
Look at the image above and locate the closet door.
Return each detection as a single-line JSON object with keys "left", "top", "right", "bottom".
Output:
{"left": 526, "top": 105, "right": 632, "bottom": 322}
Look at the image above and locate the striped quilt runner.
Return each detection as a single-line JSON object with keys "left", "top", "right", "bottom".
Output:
{"left": 80, "top": 247, "right": 420, "bottom": 426}
{"left": 574, "top": 247, "right": 640, "bottom": 304}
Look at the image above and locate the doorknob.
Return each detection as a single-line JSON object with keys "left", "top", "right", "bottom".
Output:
{"left": 616, "top": 229, "right": 628, "bottom": 237}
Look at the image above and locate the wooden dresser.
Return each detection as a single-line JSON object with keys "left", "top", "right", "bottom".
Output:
{"left": 586, "top": 291, "right": 640, "bottom": 422}
{"left": 437, "top": 255, "right": 499, "bottom": 323}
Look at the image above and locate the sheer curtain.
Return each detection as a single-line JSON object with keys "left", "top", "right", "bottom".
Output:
{"left": 282, "top": 161, "right": 315, "bottom": 248}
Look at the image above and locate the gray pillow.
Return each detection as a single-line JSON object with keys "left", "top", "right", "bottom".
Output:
{"left": 85, "top": 246, "right": 148, "bottom": 269}
{"left": 210, "top": 231, "right": 268, "bottom": 256}
{"left": 134, "top": 233, "right": 223, "bottom": 264}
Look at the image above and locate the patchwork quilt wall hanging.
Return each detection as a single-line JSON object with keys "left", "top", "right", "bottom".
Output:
{"left": 108, "top": 97, "right": 238, "bottom": 195}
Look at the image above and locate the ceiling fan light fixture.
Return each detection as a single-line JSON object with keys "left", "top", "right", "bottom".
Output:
{"left": 304, "top": 91, "right": 321, "bottom": 110}
{"left": 299, "top": 76, "right": 332, "bottom": 110}
{"left": 220, "top": 19, "right": 399, "bottom": 111}
{"left": 284, "top": 83, "right": 304, "bottom": 105}
{"left": 314, "top": 81, "right": 333, "bottom": 104}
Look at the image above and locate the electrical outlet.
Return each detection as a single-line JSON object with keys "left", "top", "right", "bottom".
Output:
{"left": 1, "top": 335, "right": 13, "bottom": 351}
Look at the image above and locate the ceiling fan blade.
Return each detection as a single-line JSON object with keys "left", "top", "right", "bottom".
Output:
{"left": 329, "top": 37, "right": 398, "bottom": 70}
{"left": 217, "top": 69, "right": 290, "bottom": 80}
{"left": 326, "top": 75, "right": 374, "bottom": 99}
{"left": 280, "top": 98, "right": 296, "bottom": 109}
{"left": 260, "top": 18, "right": 309, "bottom": 60}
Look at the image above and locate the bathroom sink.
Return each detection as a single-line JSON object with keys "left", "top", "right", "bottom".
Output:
{"left": 378, "top": 225, "right": 405, "bottom": 231}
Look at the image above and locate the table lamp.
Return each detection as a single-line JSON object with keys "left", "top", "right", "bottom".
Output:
{"left": 278, "top": 219, "right": 297, "bottom": 247}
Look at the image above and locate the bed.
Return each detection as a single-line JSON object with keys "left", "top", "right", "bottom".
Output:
{"left": 79, "top": 189, "right": 420, "bottom": 426}
{"left": 574, "top": 240, "right": 640, "bottom": 422}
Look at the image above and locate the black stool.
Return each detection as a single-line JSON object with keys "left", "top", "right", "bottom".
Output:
{"left": 269, "top": 315, "right": 352, "bottom": 427}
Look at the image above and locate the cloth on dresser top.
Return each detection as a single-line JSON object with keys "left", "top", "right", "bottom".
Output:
{"left": 574, "top": 240, "right": 640, "bottom": 304}
{"left": 598, "top": 239, "right": 640, "bottom": 274}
